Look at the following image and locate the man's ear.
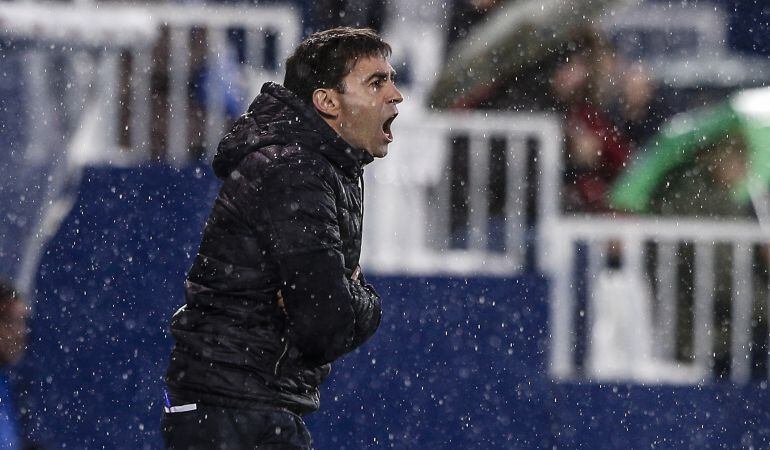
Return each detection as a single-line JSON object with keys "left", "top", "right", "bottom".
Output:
{"left": 312, "top": 88, "right": 339, "bottom": 118}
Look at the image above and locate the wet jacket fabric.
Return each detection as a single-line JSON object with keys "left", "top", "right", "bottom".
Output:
{"left": 165, "top": 82, "right": 382, "bottom": 415}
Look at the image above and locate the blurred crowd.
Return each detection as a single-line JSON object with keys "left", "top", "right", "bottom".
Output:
{"left": 425, "top": 0, "right": 770, "bottom": 382}
{"left": 550, "top": 29, "right": 669, "bottom": 214}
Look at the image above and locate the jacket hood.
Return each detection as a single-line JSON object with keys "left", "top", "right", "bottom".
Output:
{"left": 212, "top": 82, "right": 374, "bottom": 179}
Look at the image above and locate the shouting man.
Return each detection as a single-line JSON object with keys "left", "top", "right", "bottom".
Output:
{"left": 162, "top": 27, "right": 403, "bottom": 449}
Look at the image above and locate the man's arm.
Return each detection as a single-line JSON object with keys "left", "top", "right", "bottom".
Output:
{"left": 277, "top": 266, "right": 381, "bottom": 349}
{"left": 346, "top": 265, "right": 381, "bottom": 348}
{"left": 256, "top": 163, "right": 381, "bottom": 365}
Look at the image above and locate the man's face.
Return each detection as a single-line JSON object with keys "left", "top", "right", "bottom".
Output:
{"left": 0, "top": 299, "right": 28, "bottom": 366}
{"left": 334, "top": 55, "right": 403, "bottom": 158}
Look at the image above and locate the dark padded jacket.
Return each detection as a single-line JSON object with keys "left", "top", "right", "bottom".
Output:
{"left": 165, "top": 82, "right": 382, "bottom": 415}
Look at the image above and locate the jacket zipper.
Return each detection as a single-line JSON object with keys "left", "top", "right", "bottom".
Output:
{"left": 274, "top": 339, "right": 289, "bottom": 376}
{"left": 359, "top": 173, "right": 364, "bottom": 227}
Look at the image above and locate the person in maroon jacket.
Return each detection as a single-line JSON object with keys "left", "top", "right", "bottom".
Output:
{"left": 162, "top": 27, "right": 403, "bottom": 449}
{"left": 0, "top": 279, "right": 28, "bottom": 450}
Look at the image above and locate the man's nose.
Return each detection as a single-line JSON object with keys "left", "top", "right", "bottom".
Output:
{"left": 390, "top": 85, "right": 404, "bottom": 104}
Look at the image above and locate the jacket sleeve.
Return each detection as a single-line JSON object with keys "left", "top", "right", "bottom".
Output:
{"left": 255, "top": 162, "right": 381, "bottom": 365}
{"left": 348, "top": 278, "right": 382, "bottom": 349}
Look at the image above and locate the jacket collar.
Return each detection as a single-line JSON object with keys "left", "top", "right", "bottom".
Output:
{"left": 258, "top": 83, "right": 374, "bottom": 178}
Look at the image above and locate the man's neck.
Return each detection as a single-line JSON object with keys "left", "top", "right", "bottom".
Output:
{"left": 315, "top": 108, "right": 344, "bottom": 140}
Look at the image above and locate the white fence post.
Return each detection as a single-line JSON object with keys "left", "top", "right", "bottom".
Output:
{"left": 467, "top": 132, "right": 490, "bottom": 251}
{"left": 655, "top": 241, "right": 679, "bottom": 361}
{"left": 693, "top": 241, "right": 715, "bottom": 375}
{"left": 504, "top": 135, "right": 528, "bottom": 259}
{"left": 732, "top": 242, "right": 754, "bottom": 383}
{"left": 167, "top": 26, "right": 191, "bottom": 165}
{"left": 130, "top": 45, "right": 153, "bottom": 156}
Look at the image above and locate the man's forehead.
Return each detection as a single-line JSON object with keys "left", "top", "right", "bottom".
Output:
{"left": 348, "top": 55, "right": 394, "bottom": 78}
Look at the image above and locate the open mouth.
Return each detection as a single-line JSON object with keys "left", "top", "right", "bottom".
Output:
{"left": 382, "top": 113, "right": 398, "bottom": 142}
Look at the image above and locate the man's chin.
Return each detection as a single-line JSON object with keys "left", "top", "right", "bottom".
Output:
{"left": 364, "top": 146, "right": 388, "bottom": 158}
{"left": 373, "top": 144, "right": 389, "bottom": 158}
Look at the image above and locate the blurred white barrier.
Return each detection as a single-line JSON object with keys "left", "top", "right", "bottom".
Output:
{"left": 155, "top": 5, "right": 300, "bottom": 164}
{"left": 541, "top": 216, "right": 770, "bottom": 384}
{"left": 0, "top": 2, "right": 300, "bottom": 292}
{"left": 362, "top": 109, "right": 561, "bottom": 275}
{"left": 0, "top": 2, "right": 300, "bottom": 166}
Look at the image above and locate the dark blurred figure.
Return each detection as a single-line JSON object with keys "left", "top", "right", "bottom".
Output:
{"left": 610, "top": 64, "right": 671, "bottom": 152}
{"left": 551, "top": 30, "right": 630, "bottom": 213}
{"left": 0, "top": 279, "right": 30, "bottom": 450}
{"left": 446, "top": 0, "right": 500, "bottom": 54}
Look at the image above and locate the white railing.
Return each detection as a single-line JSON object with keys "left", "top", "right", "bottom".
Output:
{"left": 154, "top": 5, "right": 300, "bottom": 164}
{"left": 4, "top": 1, "right": 568, "bottom": 280}
{"left": 362, "top": 109, "right": 562, "bottom": 275}
{"left": 0, "top": 2, "right": 300, "bottom": 292}
{"left": 541, "top": 216, "right": 770, "bottom": 384}
{"left": 0, "top": 2, "right": 301, "bottom": 166}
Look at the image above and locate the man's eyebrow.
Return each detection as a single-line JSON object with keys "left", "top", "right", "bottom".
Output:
{"left": 364, "top": 70, "right": 397, "bottom": 83}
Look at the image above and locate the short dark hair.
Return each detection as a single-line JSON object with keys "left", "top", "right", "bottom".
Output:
{"left": 284, "top": 27, "right": 391, "bottom": 104}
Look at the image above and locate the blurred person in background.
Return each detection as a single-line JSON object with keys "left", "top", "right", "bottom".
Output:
{"left": 551, "top": 29, "right": 630, "bottom": 214}
{"left": 162, "top": 27, "right": 402, "bottom": 449}
{"left": 0, "top": 279, "right": 30, "bottom": 450}
{"left": 651, "top": 135, "right": 767, "bottom": 379}
{"left": 610, "top": 64, "right": 671, "bottom": 152}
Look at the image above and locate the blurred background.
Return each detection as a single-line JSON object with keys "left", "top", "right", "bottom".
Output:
{"left": 1, "top": 0, "right": 770, "bottom": 448}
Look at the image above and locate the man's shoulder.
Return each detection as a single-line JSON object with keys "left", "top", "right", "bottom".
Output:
{"left": 235, "top": 142, "right": 337, "bottom": 183}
